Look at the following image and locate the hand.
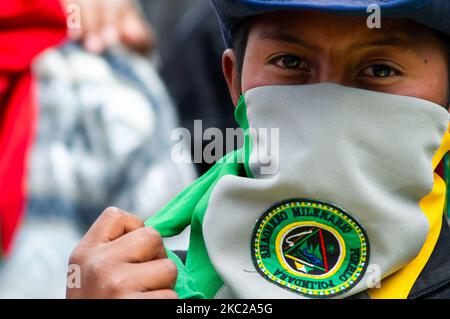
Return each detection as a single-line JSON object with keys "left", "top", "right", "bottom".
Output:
{"left": 61, "top": 0, "right": 155, "bottom": 54}
{"left": 66, "top": 207, "right": 178, "bottom": 299}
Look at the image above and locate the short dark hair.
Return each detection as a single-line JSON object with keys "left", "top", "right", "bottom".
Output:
{"left": 230, "top": 19, "right": 250, "bottom": 81}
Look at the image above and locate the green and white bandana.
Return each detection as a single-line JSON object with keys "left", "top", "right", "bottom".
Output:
{"left": 146, "top": 83, "right": 449, "bottom": 299}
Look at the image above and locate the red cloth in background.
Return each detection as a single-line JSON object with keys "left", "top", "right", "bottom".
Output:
{"left": 0, "top": 0, "right": 66, "bottom": 254}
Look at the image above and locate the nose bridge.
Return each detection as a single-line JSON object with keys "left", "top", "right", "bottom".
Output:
{"left": 317, "top": 52, "right": 346, "bottom": 84}
{"left": 313, "top": 49, "right": 348, "bottom": 86}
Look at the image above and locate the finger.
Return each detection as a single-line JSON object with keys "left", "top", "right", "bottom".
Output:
{"left": 80, "top": 207, "right": 144, "bottom": 246}
{"left": 79, "top": 0, "right": 105, "bottom": 53}
{"left": 104, "top": 226, "right": 167, "bottom": 263}
{"left": 131, "top": 290, "right": 178, "bottom": 299}
{"left": 119, "top": 10, "right": 155, "bottom": 54}
{"left": 118, "top": 258, "right": 178, "bottom": 291}
{"left": 99, "top": 0, "right": 120, "bottom": 47}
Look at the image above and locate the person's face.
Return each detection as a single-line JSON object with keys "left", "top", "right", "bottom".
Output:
{"left": 223, "top": 11, "right": 449, "bottom": 108}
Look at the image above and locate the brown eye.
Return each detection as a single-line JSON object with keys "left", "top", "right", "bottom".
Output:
{"left": 272, "top": 55, "right": 310, "bottom": 70}
{"left": 361, "top": 64, "right": 401, "bottom": 78}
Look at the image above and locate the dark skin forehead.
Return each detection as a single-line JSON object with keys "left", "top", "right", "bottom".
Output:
{"left": 249, "top": 10, "right": 443, "bottom": 56}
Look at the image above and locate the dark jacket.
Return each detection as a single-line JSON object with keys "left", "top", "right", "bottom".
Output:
{"left": 408, "top": 217, "right": 450, "bottom": 299}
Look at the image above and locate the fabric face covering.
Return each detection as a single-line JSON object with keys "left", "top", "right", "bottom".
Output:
{"left": 146, "top": 83, "right": 450, "bottom": 299}
{"left": 203, "top": 83, "right": 450, "bottom": 298}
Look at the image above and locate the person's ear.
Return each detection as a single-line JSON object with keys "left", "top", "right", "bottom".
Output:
{"left": 222, "top": 49, "right": 242, "bottom": 107}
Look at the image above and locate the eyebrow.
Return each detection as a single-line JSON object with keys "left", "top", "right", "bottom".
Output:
{"left": 347, "top": 34, "right": 417, "bottom": 53}
{"left": 256, "top": 29, "right": 418, "bottom": 54}
{"left": 257, "top": 30, "right": 321, "bottom": 52}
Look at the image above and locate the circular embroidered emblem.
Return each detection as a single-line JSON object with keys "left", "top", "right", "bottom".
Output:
{"left": 251, "top": 199, "right": 369, "bottom": 298}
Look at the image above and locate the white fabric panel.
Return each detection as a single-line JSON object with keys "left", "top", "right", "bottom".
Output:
{"left": 203, "top": 83, "right": 448, "bottom": 298}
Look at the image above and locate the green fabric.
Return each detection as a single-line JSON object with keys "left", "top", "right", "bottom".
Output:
{"left": 165, "top": 249, "right": 205, "bottom": 299}
{"left": 234, "top": 95, "right": 254, "bottom": 178}
{"left": 145, "top": 96, "right": 252, "bottom": 298}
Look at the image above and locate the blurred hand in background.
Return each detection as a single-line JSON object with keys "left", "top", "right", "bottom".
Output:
{"left": 60, "top": 0, "right": 155, "bottom": 54}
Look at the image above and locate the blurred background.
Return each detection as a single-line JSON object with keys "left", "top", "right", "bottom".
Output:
{"left": 0, "top": 0, "right": 236, "bottom": 298}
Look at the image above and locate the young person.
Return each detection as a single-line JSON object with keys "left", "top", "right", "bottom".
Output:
{"left": 67, "top": 0, "right": 450, "bottom": 299}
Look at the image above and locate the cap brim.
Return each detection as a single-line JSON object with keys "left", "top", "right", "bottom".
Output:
{"left": 239, "top": 0, "right": 431, "bottom": 15}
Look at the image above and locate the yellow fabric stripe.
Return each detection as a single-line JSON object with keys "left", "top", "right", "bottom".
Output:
{"left": 369, "top": 126, "right": 450, "bottom": 299}
{"left": 432, "top": 130, "right": 450, "bottom": 171}
{"left": 368, "top": 175, "right": 445, "bottom": 299}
